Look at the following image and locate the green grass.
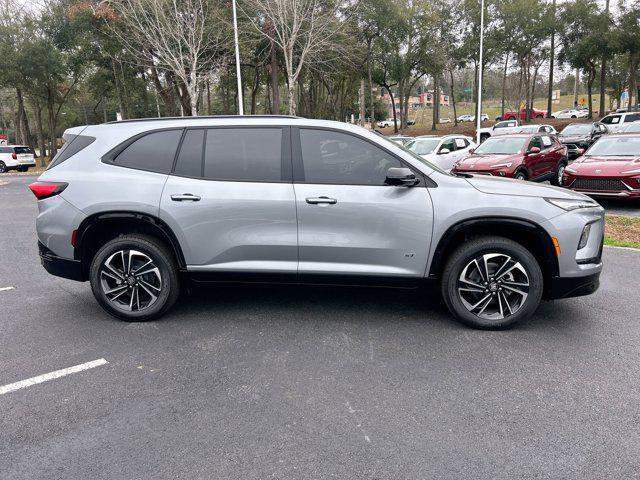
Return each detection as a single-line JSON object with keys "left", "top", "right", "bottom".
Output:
{"left": 604, "top": 237, "right": 640, "bottom": 249}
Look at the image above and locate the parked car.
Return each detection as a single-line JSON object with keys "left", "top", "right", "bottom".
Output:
{"left": 471, "top": 114, "right": 489, "bottom": 122}
{"left": 0, "top": 145, "right": 36, "bottom": 173}
{"left": 492, "top": 124, "right": 557, "bottom": 137}
{"left": 599, "top": 111, "right": 640, "bottom": 133}
{"left": 439, "top": 118, "right": 452, "bottom": 124}
{"left": 562, "top": 134, "right": 640, "bottom": 198}
{"left": 551, "top": 109, "right": 588, "bottom": 119}
{"left": 477, "top": 119, "right": 519, "bottom": 142}
{"left": 405, "top": 135, "right": 477, "bottom": 171}
{"left": 499, "top": 108, "right": 548, "bottom": 121}
{"left": 377, "top": 118, "right": 398, "bottom": 128}
{"left": 558, "top": 122, "right": 608, "bottom": 159}
{"left": 457, "top": 114, "right": 474, "bottom": 122}
{"left": 31, "top": 116, "right": 603, "bottom": 329}
{"left": 621, "top": 122, "right": 640, "bottom": 133}
{"left": 452, "top": 133, "right": 569, "bottom": 185}
{"left": 388, "top": 135, "right": 413, "bottom": 146}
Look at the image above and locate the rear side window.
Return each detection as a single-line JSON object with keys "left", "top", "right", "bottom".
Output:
{"left": 114, "top": 129, "right": 182, "bottom": 174}
{"left": 48, "top": 135, "right": 96, "bottom": 169}
{"left": 203, "top": 128, "right": 283, "bottom": 182}
{"left": 625, "top": 114, "right": 640, "bottom": 123}
{"left": 174, "top": 129, "right": 204, "bottom": 177}
{"left": 0, "top": 147, "right": 11, "bottom": 154}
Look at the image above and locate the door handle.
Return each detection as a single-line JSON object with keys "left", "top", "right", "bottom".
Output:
{"left": 306, "top": 196, "right": 337, "bottom": 205}
{"left": 171, "top": 193, "right": 201, "bottom": 202}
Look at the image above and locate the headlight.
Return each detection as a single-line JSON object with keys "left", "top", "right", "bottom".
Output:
{"left": 545, "top": 197, "right": 599, "bottom": 211}
{"left": 489, "top": 162, "right": 512, "bottom": 168}
{"left": 564, "top": 166, "right": 577, "bottom": 174}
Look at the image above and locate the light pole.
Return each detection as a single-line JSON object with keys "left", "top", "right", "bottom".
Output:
{"left": 476, "top": 0, "right": 485, "bottom": 145}
{"left": 232, "top": 0, "right": 244, "bottom": 115}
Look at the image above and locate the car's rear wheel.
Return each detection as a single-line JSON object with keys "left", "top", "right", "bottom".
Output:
{"left": 441, "top": 236, "right": 543, "bottom": 329}
{"left": 551, "top": 161, "right": 567, "bottom": 186}
{"left": 89, "top": 234, "right": 180, "bottom": 321}
{"left": 0, "top": 161, "right": 6, "bottom": 173}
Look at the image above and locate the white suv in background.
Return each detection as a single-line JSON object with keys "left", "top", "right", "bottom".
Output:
{"left": 404, "top": 135, "right": 477, "bottom": 171}
{"left": 600, "top": 111, "right": 640, "bottom": 133}
{"left": 0, "top": 145, "right": 36, "bottom": 173}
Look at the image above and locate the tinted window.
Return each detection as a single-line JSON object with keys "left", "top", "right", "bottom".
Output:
{"left": 174, "top": 129, "right": 204, "bottom": 177}
{"left": 115, "top": 129, "right": 182, "bottom": 173}
{"left": 204, "top": 128, "right": 282, "bottom": 182}
{"left": 14, "top": 146, "right": 31, "bottom": 154}
{"left": 48, "top": 134, "right": 96, "bottom": 169}
{"left": 440, "top": 139, "right": 456, "bottom": 152}
{"left": 624, "top": 114, "right": 640, "bottom": 123}
{"left": 300, "top": 129, "right": 402, "bottom": 185}
{"left": 528, "top": 137, "right": 543, "bottom": 150}
{"left": 602, "top": 115, "right": 621, "bottom": 125}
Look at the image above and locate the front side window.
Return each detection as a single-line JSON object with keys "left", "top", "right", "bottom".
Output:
{"left": 601, "top": 115, "right": 621, "bottom": 125}
{"left": 300, "top": 129, "right": 402, "bottom": 185}
{"left": 440, "top": 139, "right": 456, "bottom": 152}
{"left": 114, "top": 129, "right": 182, "bottom": 173}
{"left": 528, "top": 137, "right": 543, "bottom": 150}
{"left": 204, "top": 128, "right": 282, "bottom": 182}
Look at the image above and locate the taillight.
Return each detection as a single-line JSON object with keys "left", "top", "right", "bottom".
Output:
{"left": 11, "top": 153, "right": 17, "bottom": 159}
{"left": 28, "top": 182, "right": 68, "bottom": 200}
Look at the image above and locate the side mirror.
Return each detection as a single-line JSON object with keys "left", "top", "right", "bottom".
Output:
{"left": 576, "top": 148, "right": 585, "bottom": 155}
{"left": 385, "top": 167, "right": 419, "bottom": 186}
{"left": 439, "top": 148, "right": 451, "bottom": 155}
{"left": 526, "top": 146, "right": 541, "bottom": 155}
{"left": 468, "top": 148, "right": 475, "bottom": 154}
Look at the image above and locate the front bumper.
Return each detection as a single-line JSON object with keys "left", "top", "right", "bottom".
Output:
{"left": 39, "top": 241, "right": 84, "bottom": 282}
{"left": 546, "top": 272, "right": 600, "bottom": 300}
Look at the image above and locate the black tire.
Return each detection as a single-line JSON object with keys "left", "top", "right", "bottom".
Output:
{"left": 0, "top": 161, "right": 6, "bottom": 173}
{"left": 551, "top": 160, "right": 567, "bottom": 186}
{"left": 17, "top": 166, "right": 27, "bottom": 172}
{"left": 441, "top": 236, "right": 543, "bottom": 329}
{"left": 89, "top": 234, "right": 180, "bottom": 321}
{"left": 514, "top": 169, "right": 528, "bottom": 181}
{"left": 480, "top": 133, "right": 490, "bottom": 143}
{"left": 571, "top": 115, "right": 577, "bottom": 118}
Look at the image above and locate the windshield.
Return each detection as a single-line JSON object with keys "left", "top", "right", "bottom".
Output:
{"left": 406, "top": 138, "right": 441, "bottom": 155}
{"left": 474, "top": 137, "right": 526, "bottom": 155}
{"left": 562, "top": 124, "right": 592, "bottom": 135}
{"left": 585, "top": 137, "right": 640, "bottom": 157}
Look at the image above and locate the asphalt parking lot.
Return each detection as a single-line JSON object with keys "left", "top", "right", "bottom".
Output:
{"left": 1, "top": 174, "right": 640, "bottom": 479}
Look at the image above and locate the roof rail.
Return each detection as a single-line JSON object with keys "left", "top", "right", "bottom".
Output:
{"left": 104, "top": 114, "right": 299, "bottom": 125}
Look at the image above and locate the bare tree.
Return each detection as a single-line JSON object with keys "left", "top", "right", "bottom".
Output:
{"left": 108, "top": 0, "right": 228, "bottom": 116}
{"left": 243, "top": 0, "right": 347, "bottom": 115}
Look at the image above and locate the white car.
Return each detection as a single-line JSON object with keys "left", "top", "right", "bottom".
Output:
{"left": 471, "top": 114, "right": 489, "bottom": 122}
{"left": 405, "top": 135, "right": 476, "bottom": 171}
{"left": 492, "top": 124, "right": 557, "bottom": 136}
{"left": 0, "top": 145, "right": 36, "bottom": 173}
{"left": 456, "top": 114, "right": 474, "bottom": 122}
{"left": 621, "top": 121, "right": 640, "bottom": 133}
{"left": 477, "top": 119, "right": 519, "bottom": 142}
{"left": 376, "top": 119, "right": 398, "bottom": 128}
{"left": 599, "top": 111, "right": 640, "bottom": 133}
{"left": 551, "top": 109, "right": 588, "bottom": 119}
{"left": 439, "top": 118, "right": 452, "bottom": 124}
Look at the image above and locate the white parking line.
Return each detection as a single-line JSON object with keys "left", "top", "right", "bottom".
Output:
{"left": 0, "top": 286, "right": 15, "bottom": 292}
{"left": 0, "top": 358, "right": 109, "bottom": 396}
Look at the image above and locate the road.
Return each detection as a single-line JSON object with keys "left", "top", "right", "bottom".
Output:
{"left": 1, "top": 175, "right": 640, "bottom": 479}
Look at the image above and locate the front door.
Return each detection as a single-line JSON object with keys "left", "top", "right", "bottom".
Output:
{"left": 292, "top": 127, "right": 433, "bottom": 279}
{"left": 160, "top": 126, "right": 298, "bottom": 274}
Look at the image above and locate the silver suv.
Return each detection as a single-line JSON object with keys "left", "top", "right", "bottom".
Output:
{"left": 31, "top": 116, "right": 604, "bottom": 328}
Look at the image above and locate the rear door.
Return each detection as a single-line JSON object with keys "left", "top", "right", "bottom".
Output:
{"left": 160, "top": 126, "right": 298, "bottom": 274}
{"left": 292, "top": 127, "right": 433, "bottom": 279}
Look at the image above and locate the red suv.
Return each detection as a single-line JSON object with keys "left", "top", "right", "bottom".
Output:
{"left": 501, "top": 108, "right": 547, "bottom": 121}
{"left": 452, "top": 134, "right": 569, "bottom": 185}
{"left": 563, "top": 133, "right": 640, "bottom": 198}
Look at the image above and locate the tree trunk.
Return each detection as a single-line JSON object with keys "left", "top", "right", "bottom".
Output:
{"left": 32, "top": 98, "right": 47, "bottom": 165}
{"left": 111, "top": 57, "right": 127, "bottom": 120}
{"left": 450, "top": 69, "right": 458, "bottom": 126}
{"left": 367, "top": 44, "right": 375, "bottom": 129}
{"left": 588, "top": 68, "right": 594, "bottom": 119}
{"left": 629, "top": 54, "right": 637, "bottom": 110}
{"left": 501, "top": 53, "right": 509, "bottom": 119}
{"left": 287, "top": 76, "right": 296, "bottom": 116}
{"left": 547, "top": 0, "right": 556, "bottom": 118}
{"left": 387, "top": 87, "right": 398, "bottom": 134}
{"left": 359, "top": 78, "right": 365, "bottom": 127}
{"left": 432, "top": 74, "right": 439, "bottom": 131}
{"left": 599, "top": 0, "right": 610, "bottom": 117}
{"left": 206, "top": 78, "right": 212, "bottom": 115}
{"left": 270, "top": 40, "right": 280, "bottom": 114}
{"left": 251, "top": 67, "right": 260, "bottom": 115}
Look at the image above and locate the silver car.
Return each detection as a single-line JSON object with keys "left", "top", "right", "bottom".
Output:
{"left": 30, "top": 116, "right": 604, "bottom": 328}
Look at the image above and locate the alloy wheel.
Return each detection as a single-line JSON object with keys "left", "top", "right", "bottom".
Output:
{"left": 557, "top": 164, "right": 566, "bottom": 185}
{"left": 99, "top": 249, "right": 162, "bottom": 312}
{"left": 0, "top": 162, "right": 6, "bottom": 173}
{"left": 457, "top": 253, "right": 530, "bottom": 321}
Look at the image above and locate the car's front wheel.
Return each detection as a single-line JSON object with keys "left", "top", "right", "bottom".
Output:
{"left": 552, "top": 161, "right": 567, "bottom": 186}
{"left": 0, "top": 161, "right": 6, "bottom": 173}
{"left": 441, "top": 236, "right": 543, "bottom": 329}
{"left": 89, "top": 234, "right": 180, "bottom": 321}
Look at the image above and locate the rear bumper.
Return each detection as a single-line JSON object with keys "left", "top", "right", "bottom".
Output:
{"left": 546, "top": 272, "right": 600, "bottom": 300}
{"left": 38, "top": 241, "right": 84, "bottom": 282}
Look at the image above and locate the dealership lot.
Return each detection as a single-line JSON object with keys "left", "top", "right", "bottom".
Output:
{"left": 1, "top": 175, "right": 640, "bottom": 479}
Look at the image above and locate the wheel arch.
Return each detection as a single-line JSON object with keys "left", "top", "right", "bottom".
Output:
{"left": 74, "top": 211, "right": 186, "bottom": 279}
{"left": 428, "top": 216, "right": 559, "bottom": 296}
